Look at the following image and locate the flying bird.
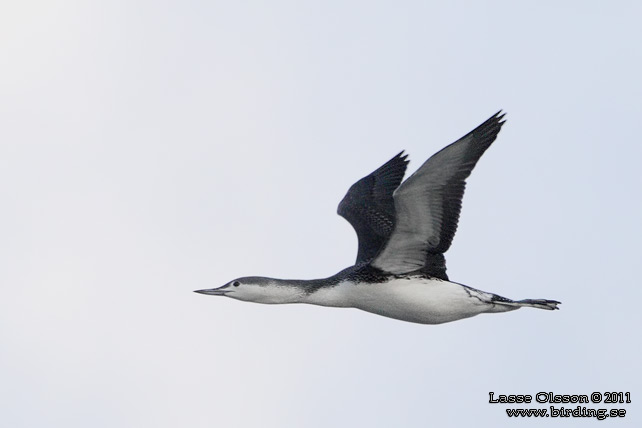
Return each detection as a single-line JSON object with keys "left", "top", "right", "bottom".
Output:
{"left": 195, "top": 112, "right": 560, "bottom": 324}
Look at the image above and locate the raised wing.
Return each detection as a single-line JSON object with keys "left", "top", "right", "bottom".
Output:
{"left": 338, "top": 152, "right": 409, "bottom": 264}
{"left": 372, "top": 111, "right": 506, "bottom": 275}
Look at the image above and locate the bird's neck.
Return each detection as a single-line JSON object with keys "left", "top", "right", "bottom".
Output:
{"left": 259, "top": 276, "right": 351, "bottom": 307}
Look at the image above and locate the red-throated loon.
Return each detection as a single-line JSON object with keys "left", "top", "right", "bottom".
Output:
{"left": 195, "top": 112, "right": 560, "bottom": 324}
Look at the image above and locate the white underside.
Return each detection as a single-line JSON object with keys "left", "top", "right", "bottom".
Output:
{"left": 304, "top": 277, "right": 518, "bottom": 325}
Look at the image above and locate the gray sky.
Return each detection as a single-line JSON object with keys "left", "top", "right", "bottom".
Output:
{"left": 1, "top": 1, "right": 641, "bottom": 427}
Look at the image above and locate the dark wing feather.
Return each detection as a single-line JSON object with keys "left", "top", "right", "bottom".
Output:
{"left": 338, "top": 152, "right": 409, "bottom": 264}
{"left": 372, "top": 111, "right": 506, "bottom": 275}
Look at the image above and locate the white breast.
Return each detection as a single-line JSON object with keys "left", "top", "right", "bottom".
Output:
{"left": 305, "top": 276, "right": 496, "bottom": 325}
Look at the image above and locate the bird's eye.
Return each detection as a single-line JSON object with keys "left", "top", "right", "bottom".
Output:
{"left": 232, "top": 281, "right": 240, "bottom": 287}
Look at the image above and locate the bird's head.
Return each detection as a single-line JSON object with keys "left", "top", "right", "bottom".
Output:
{"left": 194, "top": 277, "right": 304, "bottom": 304}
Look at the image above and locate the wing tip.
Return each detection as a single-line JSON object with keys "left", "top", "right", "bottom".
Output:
{"left": 395, "top": 150, "right": 410, "bottom": 164}
{"left": 472, "top": 110, "right": 507, "bottom": 143}
{"left": 373, "top": 150, "right": 410, "bottom": 181}
{"left": 495, "top": 110, "right": 507, "bottom": 127}
{"left": 491, "top": 109, "right": 507, "bottom": 124}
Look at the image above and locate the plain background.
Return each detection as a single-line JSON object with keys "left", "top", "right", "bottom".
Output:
{"left": 1, "top": 1, "right": 640, "bottom": 427}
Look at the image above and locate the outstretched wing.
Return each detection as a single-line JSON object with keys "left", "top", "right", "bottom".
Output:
{"left": 338, "top": 152, "right": 409, "bottom": 264}
{"left": 372, "top": 111, "right": 506, "bottom": 275}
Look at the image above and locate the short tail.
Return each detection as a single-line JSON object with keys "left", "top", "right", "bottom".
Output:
{"left": 498, "top": 298, "right": 561, "bottom": 311}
